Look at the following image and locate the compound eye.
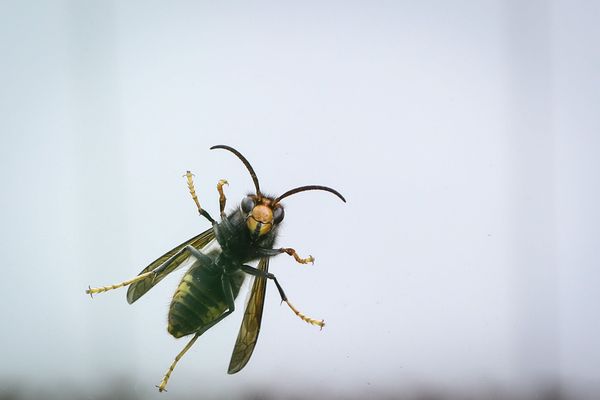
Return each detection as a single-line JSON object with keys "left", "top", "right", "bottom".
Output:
{"left": 241, "top": 196, "right": 255, "bottom": 213}
{"left": 273, "top": 206, "right": 285, "bottom": 224}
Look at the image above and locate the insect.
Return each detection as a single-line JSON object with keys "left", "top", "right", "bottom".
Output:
{"left": 86, "top": 145, "right": 346, "bottom": 392}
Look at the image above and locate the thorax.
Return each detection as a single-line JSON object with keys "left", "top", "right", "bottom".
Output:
{"left": 212, "top": 208, "right": 276, "bottom": 271}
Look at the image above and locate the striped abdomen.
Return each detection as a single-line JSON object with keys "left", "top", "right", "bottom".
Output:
{"left": 168, "top": 263, "right": 245, "bottom": 338}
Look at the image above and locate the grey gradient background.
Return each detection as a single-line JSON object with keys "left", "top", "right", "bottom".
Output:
{"left": 1, "top": 1, "right": 599, "bottom": 399}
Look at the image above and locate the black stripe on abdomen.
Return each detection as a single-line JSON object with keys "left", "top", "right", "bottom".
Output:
{"left": 167, "top": 267, "right": 227, "bottom": 338}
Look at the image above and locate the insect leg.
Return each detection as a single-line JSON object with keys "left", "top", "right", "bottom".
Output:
{"left": 86, "top": 270, "right": 156, "bottom": 297}
{"left": 183, "top": 171, "right": 216, "bottom": 224}
{"left": 216, "top": 179, "right": 228, "bottom": 218}
{"left": 256, "top": 247, "right": 315, "bottom": 265}
{"left": 157, "top": 273, "right": 236, "bottom": 392}
{"left": 86, "top": 245, "right": 211, "bottom": 296}
{"left": 241, "top": 265, "right": 325, "bottom": 329}
{"left": 156, "top": 333, "right": 200, "bottom": 392}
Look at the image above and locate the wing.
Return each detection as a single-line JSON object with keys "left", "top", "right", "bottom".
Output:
{"left": 126, "top": 227, "right": 216, "bottom": 304}
{"left": 228, "top": 257, "right": 270, "bottom": 374}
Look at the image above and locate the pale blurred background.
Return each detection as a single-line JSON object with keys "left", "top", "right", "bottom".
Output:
{"left": 1, "top": 1, "right": 599, "bottom": 399}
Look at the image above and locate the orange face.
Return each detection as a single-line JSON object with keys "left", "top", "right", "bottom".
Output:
{"left": 246, "top": 204, "right": 273, "bottom": 236}
{"left": 241, "top": 196, "right": 285, "bottom": 237}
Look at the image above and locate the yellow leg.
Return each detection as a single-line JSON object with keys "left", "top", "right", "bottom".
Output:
{"left": 216, "top": 179, "right": 228, "bottom": 217}
{"left": 284, "top": 300, "right": 325, "bottom": 329}
{"left": 184, "top": 171, "right": 216, "bottom": 224}
{"left": 86, "top": 270, "right": 155, "bottom": 296}
{"left": 281, "top": 248, "right": 315, "bottom": 264}
{"left": 184, "top": 171, "right": 203, "bottom": 215}
{"left": 156, "top": 333, "right": 200, "bottom": 392}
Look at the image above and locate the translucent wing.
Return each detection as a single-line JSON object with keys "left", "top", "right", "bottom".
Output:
{"left": 228, "top": 257, "right": 270, "bottom": 374}
{"left": 126, "top": 227, "right": 216, "bottom": 304}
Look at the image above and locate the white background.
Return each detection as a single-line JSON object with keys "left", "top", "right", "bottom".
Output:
{"left": 1, "top": 1, "right": 599, "bottom": 399}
